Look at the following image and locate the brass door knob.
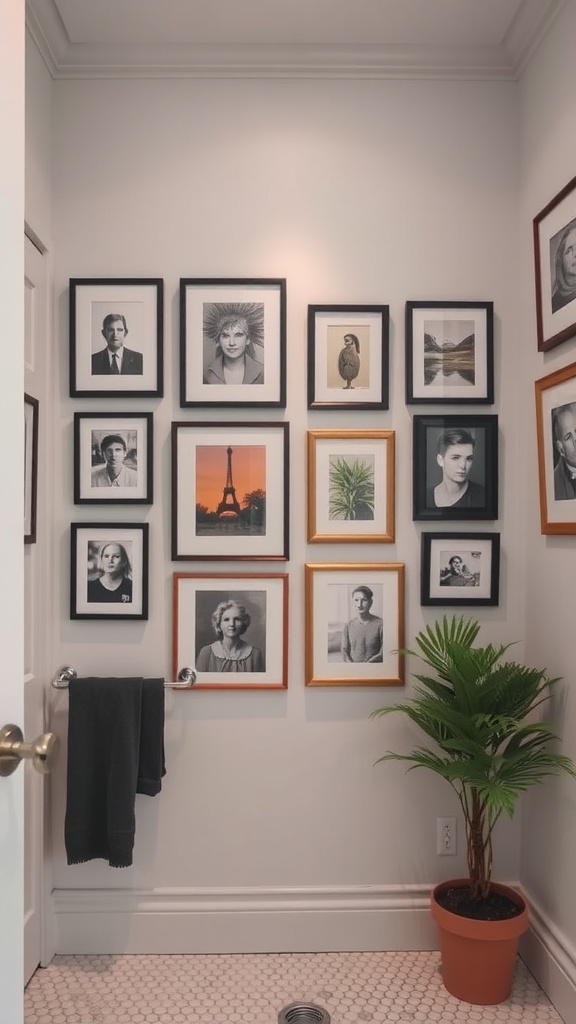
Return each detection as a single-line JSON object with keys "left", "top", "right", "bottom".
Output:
{"left": 0, "top": 724, "right": 60, "bottom": 777}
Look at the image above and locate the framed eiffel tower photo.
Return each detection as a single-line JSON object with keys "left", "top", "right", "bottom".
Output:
{"left": 171, "top": 422, "right": 289, "bottom": 560}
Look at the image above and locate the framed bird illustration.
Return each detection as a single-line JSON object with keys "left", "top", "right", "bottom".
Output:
{"left": 307, "top": 304, "right": 389, "bottom": 410}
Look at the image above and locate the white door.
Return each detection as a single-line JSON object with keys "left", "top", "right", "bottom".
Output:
{"left": 0, "top": 1, "right": 27, "bottom": 1021}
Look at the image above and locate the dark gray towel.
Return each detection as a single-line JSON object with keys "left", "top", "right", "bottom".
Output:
{"left": 137, "top": 677, "right": 166, "bottom": 796}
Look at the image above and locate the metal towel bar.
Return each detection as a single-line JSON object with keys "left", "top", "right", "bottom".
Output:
{"left": 51, "top": 666, "right": 196, "bottom": 689}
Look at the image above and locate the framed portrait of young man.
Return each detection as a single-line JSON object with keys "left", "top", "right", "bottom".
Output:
{"left": 413, "top": 414, "right": 498, "bottom": 522}
{"left": 74, "top": 412, "right": 153, "bottom": 504}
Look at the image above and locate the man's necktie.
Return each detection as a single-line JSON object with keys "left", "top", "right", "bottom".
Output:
{"left": 111, "top": 354, "right": 120, "bottom": 374}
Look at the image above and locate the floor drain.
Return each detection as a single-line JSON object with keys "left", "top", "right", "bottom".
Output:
{"left": 278, "top": 1002, "right": 331, "bottom": 1024}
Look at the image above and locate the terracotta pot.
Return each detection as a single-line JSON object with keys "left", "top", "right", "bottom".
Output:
{"left": 431, "top": 879, "right": 528, "bottom": 1005}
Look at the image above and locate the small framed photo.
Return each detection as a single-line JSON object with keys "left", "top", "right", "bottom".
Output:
{"left": 413, "top": 414, "right": 498, "bottom": 521}
{"left": 307, "top": 305, "right": 389, "bottom": 410}
{"left": 69, "top": 278, "right": 163, "bottom": 397}
{"left": 180, "top": 278, "right": 286, "bottom": 408}
{"left": 534, "top": 175, "right": 576, "bottom": 352}
{"left": 307, "top": 429, "right": 395, "bottom": 543}
{"left": 535, "top": 360, "right": 576, "bottom": 534}
{"left": 304, "top": 562, "right": 405, "bottom": 687}
{"left": 421, "top": 532, "right": 500, "bottom": 606}
{"left": 172, "top": 572, "right": 288, "bottom": 689}
{"left": 70, "top": 523, "right": 149, "bottom": 620}
{"left": 73, "top": 412, "right": 153, "bottom": 505}
{"left": 172, "top": 421, "right": 289, "bottom": 560}
{"left": 24, "top": 393, "right": 39, "bottom": 544}
{"left": 405, "top": 300, "right": 494, "bottom": 404}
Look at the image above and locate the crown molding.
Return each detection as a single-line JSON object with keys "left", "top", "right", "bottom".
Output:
{"left": 503, "top": 0, "right": 566, "bottom": 75}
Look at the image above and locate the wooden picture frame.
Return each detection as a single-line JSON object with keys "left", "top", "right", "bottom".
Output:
{"left": 172, "top": 421, "right": 289, "bottom": 560}
{"left": 307, "top": 429, "right": 395, "bottom": 543}
{"left": 69, "top": 278, "right": 163, "bottom": 397}
{"left": 534, "top": 175, "right": 576, "bottom": 352}
{"left": 413, "top": 414, "right": 498, "bottom": 521}
{"left": 406, "top": 300, "right": 494, "bottom": 404}
{"left": 180, "top": 277, "right": 286, "bottom": 408}
{"left": 70, "top": 522, "right": 149, "bottom": 620}
{"left": 24, "top": 393, "right": 39, "bottom": 544}
{"left": 172, "top": 572, "right": 288, "bottom": 689}
{"left": 421, "top": 532, "right": 500, "bottom": 606}
{"left": 535, "top": 360, "right": 576, "bottom": 534}
{"left": 307, "top": 304, "right": 389, "bottom": 409}
{"left": 304, "top": 562, "right": 405, "bottom": 687}
{"left": 73, "top": 412, "right": 153, "bottom": 504}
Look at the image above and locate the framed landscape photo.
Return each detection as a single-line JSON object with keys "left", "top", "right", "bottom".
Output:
{"left": 180, "top": 278, "right": 286, "bottom": 408}
{"left": 74, "top": 412, "right": 153, "bottom": 505}
{"left": 535, "top": 360, "right": 576, "bottom": 534}
{"left": 69, "top": 278, "right": 163, "bottom": 397}
{"left": 307, "top": 304, "right": 389, "bottom": 410}
{"left": 172, "top": 421, "right": 289, "bottom": 560}
{"left": 172, "top": 572, "right": 288, "bottom": 689}
{"left": 534, "top": 175, "right": 576, "bottom": 352}
{"left": 406, "top": 300, "right": 494, "bottom": 404}
{"left": 24, "top": 393, "right": 39, "bottom": 544}
{"left": 413, "top": 414, "right": 498, "bottom": 522}
{"left": 70, "top": 522, "right": 149, "bottom": 620}
{"left": 307, "top": 429, "right": 395, "bottom": 543}
{"left": 421, "top": 532, "right": 500, "bottom": 606}
{"left": 304, "top": 562, "right": 405, "bottom": 687}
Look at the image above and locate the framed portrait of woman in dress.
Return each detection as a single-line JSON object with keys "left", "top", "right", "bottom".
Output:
{"left": 179, "top": 278, "right": 286, "bottom": 408}
{"left": 420, "top": 532, "right": 500, "bottom": 606}
{"left": 172, "top": 572, "right": 288, "bottom": 690}
{"left": 70, "top": 523, "right": 149, "bottom": 620}
{"left": 74, "top": 412, "right": 153, "bottom": 505}
{"left": 405, "top": 300, "right": 494, "bottom": 404}
{"left": 307, "top": 304, "right": 389, "bottom": 410}
{"left": 534, "top": 175, "right": 576, "bottom": 352}
{"left": 413, "top": 414, "right": 498, "bottom": 522}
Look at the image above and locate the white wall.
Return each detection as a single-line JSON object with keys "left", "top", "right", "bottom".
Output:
{"left": 25, "top": 29, "right": 52, "bottom": 247}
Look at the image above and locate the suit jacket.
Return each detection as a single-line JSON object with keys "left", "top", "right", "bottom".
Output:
{"left": 91, "top": 347, "right": 143, "bottom": 375}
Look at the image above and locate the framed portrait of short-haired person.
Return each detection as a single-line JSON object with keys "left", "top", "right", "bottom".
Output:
{"left": 69, "top": 278, "right": 163, "bottom": 397}
{"left": 180, "top": 278, "right": 286, "bottom": 408}
{"left": 413, "top": 414, "right": 498, "bottom": 521}
{"left": 405, "top": 300, "right": 494, "bottom": 404}
{"left": 534, "top": 175, "right": 576, "bottom": 352}
{"left": 307, "top": 304, "right": 389, "bottom": 409}
{"left": 172, "top": 572, "right": 288, "bottom": 690}
{"left": 421, "top": 532, "right": 501, "bottom": 607}
{"left": 74, "top": 412, "right": 153, "bottom": 505}
{"left": 70, "top": 522, "right": 149, "bottom": 620}
{"left": 535, "top": 360, "right": 576, "bottom": 534}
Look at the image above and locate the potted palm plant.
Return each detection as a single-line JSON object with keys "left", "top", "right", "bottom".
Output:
{"left": 372, "top": 615, "right": 575, "bottom": 1005}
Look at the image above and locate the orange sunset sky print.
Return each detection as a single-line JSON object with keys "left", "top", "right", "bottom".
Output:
{"left": 195, "top": 444, "right": 266, "bottom": 511}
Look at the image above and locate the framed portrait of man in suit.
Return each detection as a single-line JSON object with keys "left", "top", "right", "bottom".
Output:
{"left": 69, "top": 278, "right": 163, "bottom": 397}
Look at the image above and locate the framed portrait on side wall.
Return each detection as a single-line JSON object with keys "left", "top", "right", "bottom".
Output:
{"left": 535, "top": 360, "right": 576, "bottom": 534}
{"left": 533, "top": 175, "right": 576, "bottom": 351}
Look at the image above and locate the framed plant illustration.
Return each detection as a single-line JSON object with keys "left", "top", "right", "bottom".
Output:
{"left": 24, "top": 393, "right": 39, "bottom": 544}
{"left": 406, "top": 300, "right": 494, "bottom": 404}
{"left": 70, "top": 522, "right": 149, "bottom": 620}
{"left": 69, "top": 278, "right": 163, "bottom": 397}
{"left": 535, "top": 360, "right": 576, "bottom": 534}
{"left": 74, "top": 412, "right": 153, "bottom": 504}
{"left": 307, "top": 304, "right": 389, "bottom": 409}
{"left": 307, "top": 429, "right": 395, "bottom": 543}
{"left": 172, "top": 421, "right": 289, "bottom": 560}
{"left": 172, "top": 572, "right": 288, "bottom": 689}
{"left": 304, "top": 562, "right": 405, "bottom": 687}
{"left": 413, "top": 414, "right": 498, "bottom": 521}
{"left": 421, "top": 532, "right": 500, "bottom": 606}
{"left": 180, "top": 278, "right": 286, "bottom": 408}
{"left": 533, "top": 175, "right": 576, "bottom": 351}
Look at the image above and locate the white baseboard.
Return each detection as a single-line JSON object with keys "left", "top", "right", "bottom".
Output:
{"left": 520, "top": 890, "right": 576, "bottom": 1024}
{"left": 52, "top": 884, "right": 438, "bottom": 955}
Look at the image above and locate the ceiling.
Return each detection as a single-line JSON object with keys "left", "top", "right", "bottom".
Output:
{"left": 26, "top": 0, "right": 564, "bottom": 79}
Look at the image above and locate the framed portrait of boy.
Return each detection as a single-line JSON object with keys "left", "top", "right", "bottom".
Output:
{"left": 535, "top": 360, "right": 576, "bottom": 534}
{"left": 70, "top": 523, "right": 149, "bottom": 620}
{"left": 74, "top": 412, "right": 153, "bottom": 504}
{"left": 421, "top": 532, "right": 500, "bottom": 606}
{"left": 533, "top": 175, "right": 576, "bottom": 352}
{"left": 405, "top": 300, "right": 494, "bottom": 404}
{"left": 307, "top": 304, "right": 389, "bottom": 409}
{"left": 413, "top": 414, "right": 498, "bottom": 522}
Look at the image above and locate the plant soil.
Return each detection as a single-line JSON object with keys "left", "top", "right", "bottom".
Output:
{"left": 436, "top": 885, "right": 523, "bottom": 921}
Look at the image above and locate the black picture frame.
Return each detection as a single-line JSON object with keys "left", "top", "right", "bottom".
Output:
{"left": 24, "top": 393, "right": 39, "bottom": 544}
{"left": 413, "top": 414, "right": 498, "bottom": 521}
{"left": 307, "top": 304, "right": 389, "bottom": 410}
{"left": 421, "top": 532, "right": 500, "bottom": 606}
{"left": 69, "top": 278, "right": 163, "bottom": 397}
{"left": 73, "top": 412, "right": 154, "bottom": 505}
{"left": 179, "top": 278, "right": 286, "bottom": 408}
{"left": 533, "top": 175, "right": 576, "bottom": 352}
{"left": 70, "top": 522, "right": 149, "bottom": 620}
{"left": 405, "top": 300, "right": 494, "bottom": 404}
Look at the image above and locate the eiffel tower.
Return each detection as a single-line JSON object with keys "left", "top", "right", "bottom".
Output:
{"left": 217, "top": 447, "right": 242, "bottom": 518}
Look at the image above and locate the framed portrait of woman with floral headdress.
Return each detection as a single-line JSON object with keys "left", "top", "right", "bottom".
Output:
{"left": 180, "top": 278, "right": 286, "bottom": 407}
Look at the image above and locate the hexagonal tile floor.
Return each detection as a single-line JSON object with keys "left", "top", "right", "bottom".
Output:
{"left": 24, "top": 951, "right": 562, "bottom": 1024}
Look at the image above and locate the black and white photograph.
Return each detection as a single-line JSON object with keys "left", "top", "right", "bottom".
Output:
{"left": 172, "top": 573, "right": 288, "bottom": 689}
{"left": 413, "top": 415, "right": 498, "bottom": 521}
{"left": 180, "top": 278, "right": 286, "bottom": 407}
{"left": 534, "top": 175, "right": 576, "bottom": 351}
{"left": 70, "top": 523, "right": 149, "bottom": 620}
{"left": 74, "top": 412, "right": 153, "bottom": 504}
{"left": 307, "top": 304, "right": 389, "bottom": 409}
{"left": 421, "top": 532, "right": 500, "bottom": 606}
{"left": 535, "top": 360, "right": 576, "bottom": 534}
{"left": 69, "top": 278, "right": 163, "bottom": 397}
{"left": 24, "top": 393, "right": 39, "bottom": 544}
{"left": 406, "top": 301, "right": 494, "bottom": 404}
